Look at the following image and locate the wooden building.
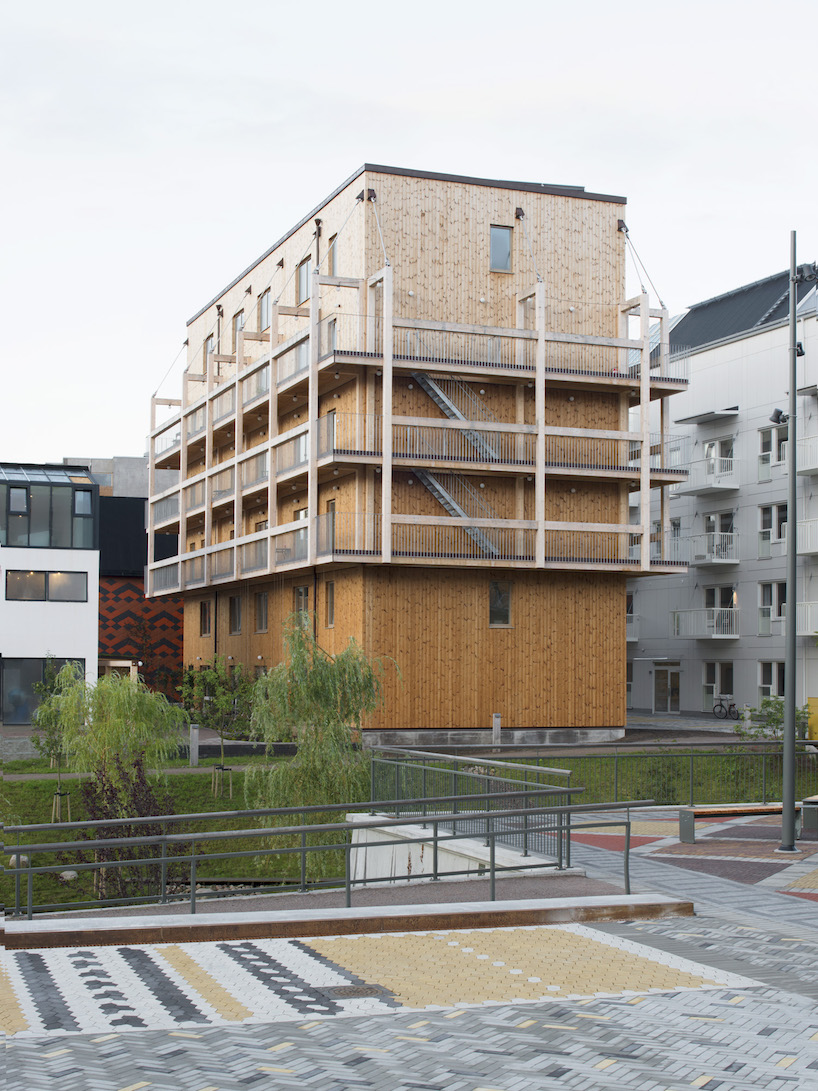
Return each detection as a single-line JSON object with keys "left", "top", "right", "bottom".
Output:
{"left": 147, "top": 165, "right": 689, "bottom": 743}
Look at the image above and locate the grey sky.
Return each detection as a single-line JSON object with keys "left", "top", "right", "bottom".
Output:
{"left": 3, "top": 0, "right": 816, "bottom": 463}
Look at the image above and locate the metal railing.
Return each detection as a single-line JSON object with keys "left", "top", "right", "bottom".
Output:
{"left": 392, "top": 521, "right": 535, "bottom": 562}
{"left": 210, "top": 545, "right": 234, "bottom": 580}
{"left": 275, "top": 431, "right": 309, "bottom": 475}
{"left": 240, "top": 450, "right": 269, "bottom": 489}
{"left": 152, "top": 561, "right": 179, "bottom": 592}
{"left": 212, "top": 387, "right": 235, "bottom": 423}
{"left": 155, "top": 423, "right": 181, "bottom": 455}
{"left": 797, "top": 519, "right": 818, "bottom": 554}
{"left": 797, "top": 435, "right": 818, "bottom": 474}
{"left": 679, "top": 456, "right": 740, "bottom": 492}
{"left": 183, "top": 555, "right": 204, "bottom": 586}
{"left": 4, "top": 789, "right": 647, "bottom": 918}
{"left": 316, "top": 511, "right": 381, "bottom": 556}
{"left": 240, "top": 538, "right": 267, "bottom": 574}
{"left": 242, "top": 364, "right": 270, "bottom": 405}
{"left": 688, "top": 531, "right": 740, "bottom": 564}
{"left": 211, "top": 466, "right": 234, "bottom": 503}
{"left": 185, "top": 480, "right": 205, "bottom": 511}
{"left": 671, "top": 607, "right": 740, "bottom": 638}
{"left": 152, "top": 494, "right": 179, "bottom": 523}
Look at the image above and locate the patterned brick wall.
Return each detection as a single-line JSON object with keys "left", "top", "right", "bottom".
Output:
{"left": 98, "top": 577, "right": 183, "bottom": 697}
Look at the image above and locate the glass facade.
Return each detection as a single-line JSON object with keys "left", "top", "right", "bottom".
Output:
{"left": 1, "top": 657, "right": 83, "bottom": 724}
{"left": 0, "top": 472, "right": 98, "bottom": 549}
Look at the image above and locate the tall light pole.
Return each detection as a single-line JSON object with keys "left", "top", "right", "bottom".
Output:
{"left": 781, "top": 235, "right": 818, "bottom": 852}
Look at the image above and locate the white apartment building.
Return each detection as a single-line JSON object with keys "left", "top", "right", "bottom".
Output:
{"left": 0, "top": 464, "right": 100, "bottom": 724}
{"left": 627, "top": 270, "right": 818, "bottom": 714}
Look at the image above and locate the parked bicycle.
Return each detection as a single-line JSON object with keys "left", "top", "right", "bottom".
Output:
{"left": 713, "top": 695, "right": 740, "bottom": 720}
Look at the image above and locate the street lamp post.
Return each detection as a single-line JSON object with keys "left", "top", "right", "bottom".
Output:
{"left": 781, "top": 234, "right": 818, "bottom": 852}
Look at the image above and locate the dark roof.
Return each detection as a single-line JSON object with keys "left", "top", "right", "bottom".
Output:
{"left": 187, "top": 164, "right": 626, "bottom": 326}
{"left": 670, "top": 269, "right": 816, "bottom": 353}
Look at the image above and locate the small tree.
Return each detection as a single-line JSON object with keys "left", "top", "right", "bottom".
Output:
{"left": 32, "top": 656, "right": 66, "bottom": 784}
{"left": 734, "top": 696, "right": 810, "bottom": 742}
{"left": 180, "top": 656, "right": 253, "bottom": 769}
{"left": 246, "top": 619, "right": 396, "bottom": 872}
{"left": 38, "top": 663, "right": 186, "bottom": 797}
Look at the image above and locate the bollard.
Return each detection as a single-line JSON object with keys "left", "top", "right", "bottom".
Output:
{"left": 189, "top": 723, "right": 199, "bottom": 767}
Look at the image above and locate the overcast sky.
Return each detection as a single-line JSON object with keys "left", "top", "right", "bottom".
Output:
{"left": 3, "top": 0, "right": 816, "bottom": 464}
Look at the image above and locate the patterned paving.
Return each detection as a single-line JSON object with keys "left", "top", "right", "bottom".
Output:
{"left": 3, "top": 924, "right": 756, "bottom": 1039}
{"left": 6, "top": 914, "right": 818, "bottom": 1091}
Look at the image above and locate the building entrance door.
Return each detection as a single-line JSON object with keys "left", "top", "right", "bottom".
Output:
{"left": 654, "top": 668, "right": 680, "bottom": 713}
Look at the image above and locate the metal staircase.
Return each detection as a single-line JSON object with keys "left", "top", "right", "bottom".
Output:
{"left": 414, "top": 469, "right": 500, "bottom": 556}
{"left": 411, "top": 373, "right": 499, "bottom": 462}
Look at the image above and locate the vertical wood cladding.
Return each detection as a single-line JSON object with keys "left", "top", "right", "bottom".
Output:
{"left": 361, "top": 566, "right": 625, "bottom": 730}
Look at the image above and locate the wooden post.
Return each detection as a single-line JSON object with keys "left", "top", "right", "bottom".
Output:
{"left": 535, "top": 283, "right": 546, "bottom": 567}
{"left": 381, "top": 266, "right": 394, "bottom": 564}
{"left": 639, "top": 294, "right": 651, "bottom": 569}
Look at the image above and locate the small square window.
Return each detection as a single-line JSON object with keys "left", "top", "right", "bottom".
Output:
{"left": 74, "top": 490, "right": 92, "bottom": 515}
{"left": 490, "top": 226, "right": 512, "bottom": 272}
{"left": 9, "top": 487, "right": 28, "bottom": 513}
{"left": 489, "top": 580, "right": 511, "bottom": 627}
{"left": 228, "top": 595, "right": 242, "bottom": 635}
{"left": 200, "top": 600, "right": 211, "bottom": 637}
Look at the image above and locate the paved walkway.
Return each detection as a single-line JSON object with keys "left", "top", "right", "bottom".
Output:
{"left": 6, "top": 809, "right": 818, "bottom": 1090}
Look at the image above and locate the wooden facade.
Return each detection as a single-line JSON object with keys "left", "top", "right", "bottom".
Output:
{"left": 149, "top": 165, "right": 689, "bottom": 738}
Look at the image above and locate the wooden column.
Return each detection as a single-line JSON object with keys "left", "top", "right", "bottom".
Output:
{"left": 639, "top": 293, "right": 651, "bottom": 569}
{"left": 381, "top": 266, "right": 394, "bottom": 563}
{"left": 307, "top": 269, "right": 320, "bottom": 565}
{"left": 535, "top": 283, "right": 546, "bottom": 567}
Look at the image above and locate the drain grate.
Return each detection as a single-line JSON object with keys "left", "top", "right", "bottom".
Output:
{"left": 319, "top": 984, "right": 392, "bottom": 999}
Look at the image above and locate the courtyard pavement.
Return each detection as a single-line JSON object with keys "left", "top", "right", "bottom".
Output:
{"left": 5, "top": 809, "right": 818, "bottom": 1090}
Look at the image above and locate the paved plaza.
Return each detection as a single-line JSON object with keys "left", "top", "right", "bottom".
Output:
{"left": 5, "top": 810, "right": 818, "bottom": 1090}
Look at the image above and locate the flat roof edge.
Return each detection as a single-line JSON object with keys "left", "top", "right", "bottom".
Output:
{"left": 187, "top": 164, "right": 626, "bottom": 326}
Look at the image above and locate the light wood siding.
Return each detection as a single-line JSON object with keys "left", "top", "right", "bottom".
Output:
{"left": 361, "top": 567, "right": 625, "bottom": 730}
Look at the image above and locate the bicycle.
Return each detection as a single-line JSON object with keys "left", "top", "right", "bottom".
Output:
{"left": 713, "top": 695, "right": 740, "bottom": 720}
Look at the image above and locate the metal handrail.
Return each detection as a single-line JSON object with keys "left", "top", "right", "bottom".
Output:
{"left": 7, "top": 797, "right": 654, "bottom": 919}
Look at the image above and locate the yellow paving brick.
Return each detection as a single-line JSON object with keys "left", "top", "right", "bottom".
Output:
{"left": 267, "top": 1042, "right": 293, "bottom": 1052}
{"left": 42, "top": 1050, "right": 72, "bottom": 1058}
{"left": 160, "top": 946, "right": 254, "bottom": 1022}
{"left": 594, "top": 1059, "right": 617, "bottom": 1069}
{"left": 784, "top": 867, "right": 818, "bottom": 890}
{"left": 0, "top": 966, "right": 29, "bottom": 1036}
{"left": 304, "top": 927, "right": 721, "bottom": 1009}
{"left": 776, "top": 1057, "right": 797, "bottom": 1068}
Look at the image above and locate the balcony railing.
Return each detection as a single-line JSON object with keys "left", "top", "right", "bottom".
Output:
{"left": 152, "top": 561, "right": 180, "bottom": 593}
{"left": 688, "top": 532, "right": 740, "bottom": 564}
{"left": 185, "top": 480, "right": 205, "bottom": 511}
{"left": 183, "top": 555, "right": 205, "bottom": 586}
{"left": 210, "top": 546, "right": 234, "bottom": 580}
{"left": 211, "top": 467, "right": 234, "bottom": 503}
{"left": 317, "top": 412, "right": 382, "bottom": 457}
{"left": 676, "top": 457, "right": 739, "bottom": 494}
{"left": 277, "top": 334, "right": 310, "bottom": 383}
{"left": 796, "top": 602, "right": 818, "bottom": 636}
{"left": 671, "top": 608, "right": 740, "bottom": 638}
{"left": 187, "top": 406, "right": 207, "bottom": 438}
{"left": 316, "top": 512, "right": 382, "bottom": 556}
{"left": 797, "top": 436, "right": 818, "bottom": 475}
{"left": 626, "top": 614, "right": 639, "bottom": 641}
{"left": 241, "top": 538, "right": 268, "bottom": 574}
{"left": 797, "top": 519, "right": 818, "bottom": 555}
{"left": 242, "top": 364, "right": 270, "bottom": 405}
{"left": 275, "top": 431, "right": 309, "bottom": 476}
{"left": 155, "top": 423, "right": 181, "bottom": 456}
{"left": 212, "top": 387, "right": 235, "bottom": 423}
{"left": 152, "top": 494, "right": 179, "bottom": 524}
{"left": 758, "top": 606, "right": 785, "bottom": 637}
{"left": 241, "top": 450, "right": 269, "bottom": 489}
{"left": 271, "top": 526, "right": 308, "bottom": 566}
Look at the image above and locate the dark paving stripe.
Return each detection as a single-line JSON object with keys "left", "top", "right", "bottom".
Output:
{"left": 68, "top": 948, "right": 146, "bottom": 1028}
{"left": 12, "top": 951, "right": 81, "bottom": 1032}
{"left": 650, "top": 856, "right": 790, "bottom": 882}
{"left": 216, "top": 940, "right": 344, "bottom": 1016}
{"left": 117, "top": 947, "right": 209, "bottom": 1023}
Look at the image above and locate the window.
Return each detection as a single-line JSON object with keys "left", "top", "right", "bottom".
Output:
{"left": 328, "top": 234, "right": 338, "bottom": 277}
{"left": 704, "top": 511, "right": 734, "bottom": 535}
{"left": 232, "top": 311, "right": 245, "bottom": 351}
{"left": 9, "top": 487, "right": 27, "bottom": 513}
{"left": 489, "top": 580, "right": 511, "bottom": 626}
{"left": 490, "top": 226, "right": 512, "bottom": 272}
{"left": 199, "top": 600, "right": 211, "bottom": 637}
{"left": 760, "top": 661, "right": 785, "bottom": 701}
{"left": 294, "top": 584, "right": 309, "bottom": 624}
{"left": 758, "top": 582, "right": 786, "bottom": 635}
{"left": 255, "top": 592, "right": 268, "bottom": 633}
{"left": 258, "top": 290, "right": 271, "bottom": 332}
{"left": 254, "top": 664, "right": 267, "bottom": 679}
{"left": 759, "top": 503, "right": 787, "bottom": 558}
{"left": 703, "top": 661, "right": 734, "bottom": 710}
{"left": 1, "top": 657, "right": 82, "bottom": 725}
{"left": 325, "top": 580, "right": 335, "bottom": 628}
{"left": 704, "top": 436, "right": 734, "bottom": 464}
{"left": 255, "top": 519, "right": 269, "bottom": 532}
{"left": 203, "top": 334, "right": 215, "bottom": 366}
{"left": 297, "top": 258, "right": 311, "bottom": 305}
{"left": 5, "top": 570, "right": 87, "bottom": 602}
{"left": 228, "top": 595, "right": 242, "bottom": 634}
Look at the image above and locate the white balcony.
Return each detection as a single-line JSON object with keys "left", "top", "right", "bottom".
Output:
{"left": 671, "top": 608, "right": 740, "bottom": 639}
{"left": 797, "top": 436, "right": 818, "bottom": 476}
{"left": 626, "top": 614, "right": 639, "bottom": 642}
{"left": 675, "top": 457, "right": 740, "bottom": 495}
{"left": 797, "top": 519, "right": 818, "bottom": 556}
{"left": 688, "top": 532, "right": 740, "bottom": 566}
{"left": 796, "top": 602, "right": 818, "bottom": 636}
{"left": 757, "top": 606, "right": 785, "bottom": 638}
